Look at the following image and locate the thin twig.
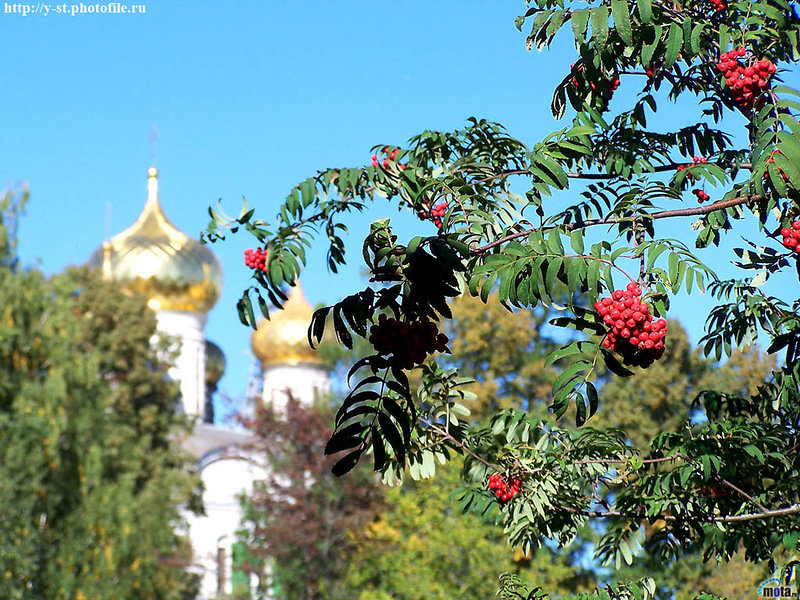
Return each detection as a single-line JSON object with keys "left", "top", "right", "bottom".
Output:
{"left": 570, "top": 453, "right": 689, "bottom": 466}
{"left": 556, "top": 502, "right": 800, "bottom": 524}
{"left": 420, "top": 417, "right": 500, "bottom": 471}
{"left": 715, "top": 477, "right": 769, "bottom": 513}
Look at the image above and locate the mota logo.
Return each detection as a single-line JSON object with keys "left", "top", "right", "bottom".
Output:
{"left": 758, "top": 578, "right": 798, "bottom": 598}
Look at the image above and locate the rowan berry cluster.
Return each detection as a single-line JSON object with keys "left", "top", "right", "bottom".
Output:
{"left": 371, "top": 146, "right": 407, "bottom": 171}
{"left": 781, "top": 221, "right": 800, "bottom": 254}
{"left": 368, "top": 313, "right": 449, "bottom": 369}
{"left": 488, "top": 474, "right": 521, "bottom": 502}
{"left": 716, "top": 48, "right": 776, "bottom": 110}
{"left": 244, "top": 248, "right": 268, "bottom": 272}
{"left": 676, "top": 155, "right": 707, "bottom": 181}
{"left": 709, "top": 0, "right": 726, "bottom": 11}
{"left": 594, "top": 282, "right": 668, "bottom": 368}
{"left": 415, "top": 200, "right": 448, "bottom": 230}
{"left": 430, "top": 201, "right": 448, "bottom": 230}
{"left": 693, "top": 189, "right": 710, "bottom": 203}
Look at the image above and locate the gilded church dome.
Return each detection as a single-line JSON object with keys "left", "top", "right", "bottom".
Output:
{"left": 251, "top": 283, "right": 322, "bottom": 366}
{"left": 88, "top": 168, "right": 223, "bottom": 313}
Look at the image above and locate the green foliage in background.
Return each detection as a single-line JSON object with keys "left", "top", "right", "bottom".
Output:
{"left": 0, "top": 189, "right": 202, "bottom": 600}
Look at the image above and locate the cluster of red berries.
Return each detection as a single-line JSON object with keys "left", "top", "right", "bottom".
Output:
{"left": 430, "top": 201, "right": 448, "bottom": 230}
{"left": 677, "top": 155, "right": 707, "bottom": 172}
{"left": 415, "top": 200, "right": 449, "bottom": 230}
{"left": 709, "top": 0, "right": 726, "bottom": 11}
{"left": 569, "top": 63, "right": 621, "bottom": 103}
{"left": 676, "top": 155, "right": 708, "bottom": 186}
{"left": 368, "top": 314, "right": 449, "bottom": 369}
{"left": 693, "top": 189, "right": 711, "bottom": 203}
{"left": 371, "top": 146, "right": 407, "bottom": 172}
{"left": 488, "top": 474, "right": 521, "bottom": 502}
{"left": 244, "top": 248, "right": 268, "bottom": 273}
{"left": 780, "top": 221, "right": 800, "bottom": 254}
{"left": 594, "top": 282, "right": 668, "bottom": 368}
{"left": 716, "top": 48, "right": 776, "bottom": 110}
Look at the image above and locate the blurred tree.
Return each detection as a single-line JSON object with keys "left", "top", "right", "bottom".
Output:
{"left": 237, "top": 398, "right": 383, "bottom": 600}
{"left": 0, "top": 189, "right": 202, "bottom": 600}
{"left": 445, "top": 292, "right": 561, "bottom": 421}
{"left": 341, "top": 460, "right": 595, "bottom": 600}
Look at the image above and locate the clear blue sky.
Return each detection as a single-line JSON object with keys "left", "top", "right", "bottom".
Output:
{"left": 3, "top": 1, "right": 797, "bottom": 415}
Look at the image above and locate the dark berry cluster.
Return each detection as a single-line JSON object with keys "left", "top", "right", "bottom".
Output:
{"left": 594, "top": 282, "right": 668, "bottom": 368}
{"left": 368, "top": 314, "right": 449, "bottom": 369}
{"left": 701, "top": 485, "right": 731, "bottom": 499}
{"left": 693, "top": 189, "right": 710, "bottom": 203}
{"left": 716, "top": 48, "right": 776, "bottom": 110}
{"left": 244, "top": 248, "right": 268, "bottom": 272}
{"left": 781, "top": 221, "right": 800, "bottom": 254}
{"left": 569, "top": 63, "right": 620, "bottom": 103}
{"left": 488, "top": 474, "right": 521, "bottom": 502}
{"left": 371, "top": 146, "right": 407, "bottom": 172}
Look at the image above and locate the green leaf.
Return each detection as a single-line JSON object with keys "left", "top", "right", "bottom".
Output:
{"left": 570, "top": 230, "right": 585, "bottom": 254}
{"left": 331, "top": 450, "right": 361, "bottom": 477}
{"left": 590, "top": 5, "right": 609, "bottom": 49}
{"left": 602, "top": 351, "right": 634, "bottom": 377}
{"left": 571, "top": 8, "right": 590, "bottom": 42}
{"left": 664, "top": 23, "right": 683, "bottom": 66}
{"left": 668, "top": 252, "right": 679, "bottom": 284}
{"left": 378, "top": 412, "right": 406, "bottom": 464}
{"left": 611, "top": 0, "right": 632, "bottom": 44}
{"left": 553, "top": 360, "right": 591, "bottom": 394}
{"left": 718, "top": 24, "right": 729, "bottom": 53}
{"left": 637, "top": 0, "right": 652, "bottom": 23}
{"left": 586, "top": 381, "right": 599, "bottom": 417}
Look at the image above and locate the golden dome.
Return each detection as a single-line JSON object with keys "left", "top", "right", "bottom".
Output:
{"left": 251, "top": 283, "right": 322, "bottom": 367}
{"left": 205, "top": 340, "right": 226, "bottom": 384}
{"left": 88, "top": 168, "right": 223, "bottom": 313}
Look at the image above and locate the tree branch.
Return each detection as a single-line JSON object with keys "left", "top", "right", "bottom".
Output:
{"left": 420, "top": 417, "right": 500, "bottom": 471}
{"left": 715, "top": 477, "right": 770, "bottom": 513}
{"left": 472, "top": 194, "right": 761, "bottom": 255}
{"left": 556, "top": 502, "right": 800, "bottom": 524}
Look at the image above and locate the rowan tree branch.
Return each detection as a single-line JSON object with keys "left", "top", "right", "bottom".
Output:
{"left": 715, "top": 477, "right": 770, "bottom": 513}
{"left": 472, "top": 194, "right": 761, "bottom": 255}
{"left": 556, "top": 502, "right": 800, "bottom": 523}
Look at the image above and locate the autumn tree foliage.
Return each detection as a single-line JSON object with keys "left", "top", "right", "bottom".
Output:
{"left": 237, "top": 398, "right": 382, "bottom": 600}
{"left": 208, "top": 1, "right": 800, "bottom": 597}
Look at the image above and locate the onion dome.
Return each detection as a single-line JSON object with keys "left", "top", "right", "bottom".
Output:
{"left": 88, "top": 168, "right": 223, "bottom": 313}
{"left": 205, "top": 340, "right": 226, "bottom": 384}
{"left": 251, "top": 283, "right": 322, "bottom": 367}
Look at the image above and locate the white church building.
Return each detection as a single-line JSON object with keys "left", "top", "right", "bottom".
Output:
{"left": 88, "top": 167, "right": 330, "bottom": 598}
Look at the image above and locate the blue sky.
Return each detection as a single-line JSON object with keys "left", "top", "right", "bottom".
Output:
{"left": 3, "top": 1, "right": 798, "bottom": 415}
